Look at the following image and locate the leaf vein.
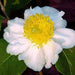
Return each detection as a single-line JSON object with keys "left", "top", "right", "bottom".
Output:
{"left": 0, "top": 55, "right": 11, "bottom": 66}
{"left": 63, "top": 50, "right": 72, "bottom": 75}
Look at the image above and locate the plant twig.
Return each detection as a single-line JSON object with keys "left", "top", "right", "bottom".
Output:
{"left": 0, "top": 0, "right": 9, "bottom": 19}
{"left": 36, "top": 71, "right": 43, "bottom": 75}
{"left": 39, "top": 71, "right": 43, "bottom": 75}
{"left": 4, "top": 0, "right": 7, "bottom": 7}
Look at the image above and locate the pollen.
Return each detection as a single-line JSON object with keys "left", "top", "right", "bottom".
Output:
{"left": 23, "top": 14, "right": 54, "bottom": 47}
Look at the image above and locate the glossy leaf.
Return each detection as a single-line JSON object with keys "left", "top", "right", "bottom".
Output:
{"left": 55, "top": 47, "right": 75, "bottom": 75}
{"left": 5, "top": 0, "right": 31, "bottom": 16}
{"left": 0, "top": 39, "right": 27, "bottom": 75}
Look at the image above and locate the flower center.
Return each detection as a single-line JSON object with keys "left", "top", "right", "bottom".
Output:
{"left": 23, "top": 14, "right": 54, "bottom": 47}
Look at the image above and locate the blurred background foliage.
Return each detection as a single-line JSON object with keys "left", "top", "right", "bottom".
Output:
{"left": 5, "top": 0, "right": 31, "bottom": 17}
{"left": 0, "top": 0, "right": 75, "bottom": 75}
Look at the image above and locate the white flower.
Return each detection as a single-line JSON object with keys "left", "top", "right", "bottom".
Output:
{"left": 3, "top": 6, "right": 75, "bottom": 71}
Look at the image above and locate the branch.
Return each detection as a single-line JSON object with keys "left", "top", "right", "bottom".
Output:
{"left": 0, "top": 0, "right": 9, "bottom": 20}
{"left": 39, "top": 71, "right": 43, "bottom": 75}
{"left": 36, "top": 71, "right": 43, "bottom": 75}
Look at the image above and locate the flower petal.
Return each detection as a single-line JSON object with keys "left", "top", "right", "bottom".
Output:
{"left": 53, "top": 19, "right": 67, "bottom": 29}
{"left": 7, "top": 42, "right": 31, "bottom": 55}
{"left": 24, "top": 6, "right": 43, "bottom": 19}
{"left": 42, "top": 6, "right": 59, "bottom": 14}
{"left": 51, "top": 54, "right": 59, "bottom": 64}
{"left": 42, "top": 41, "right": 54, "bottom": 68}
{"left": 8, "top": 17, "right": 24, "bottom": 26}
{"left": 17, "top": 37, "right": 31, "bottom": 44}
{"left": 7, "top": 17, "right": 24, "bottom": 33}
{"left": 41, "top": 6, "right": 67, "bottom": 29}
{"left": 18, "top": 45, "right": 45, "bottom": 71}
{"left": 54, "top": 41, "right": 62, "bottom": 54}
{"left": 42, "top": 40, "right": 61, "bottom": 68}
{"left": 3, "top": 27, "right": 24, "bottom": 44}
{"left": 53, "top": 28, "right": 75, "bottom": 48}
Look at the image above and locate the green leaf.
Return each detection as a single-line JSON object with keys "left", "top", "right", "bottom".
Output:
{"left": 0, "top": 39, "right": 27, "bottom": 75}
{"left": 12, "top": 0, "right": 20, "bottom": 5}
{"left": 55, "top": 47, "right": 75, "bottom": 75}
{"left": 5, "top": 0, "right": 31, "bottom": 16}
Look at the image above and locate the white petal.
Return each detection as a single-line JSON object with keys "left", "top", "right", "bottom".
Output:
{"left": 8, "top": 25, "right": 24, "bottom": 33}
{"left": 3, "top": 27, "right": 31, "bottom": 45}
{"left": 58, "top": 11, "right": 65, "bottom": 17}
{"left": 8, "top": 17, "right": 24, "bottom": 26}
{"left": 24, "top": 6, "right": 43, "bottom": 19}
{"left": 54, "top": 41, "right": 62, "bottom": 54}
{"left": 42, "top": 6, "right": 59, "bottom": 14}
{"left": 51, "top": 54, "right": 59, "bottom": 64}
{"left": 18, "top": 45, "right": 45, "bottom": 71}
{"left": 53, "top": 19, "right": 67, "bottom": 29}
{"left": 42, "top": 40, "right": 62, "bottom": 68}
{"left": 4, "top": 27, "right": 9, "bottom": 32}
{"left": 42, "top": 40, "right": 55, "bottom": 69}
{"left": 41, "top": 6, "right": 67, "bottom": 29}
{"left": 17, "top": 37, "right": 31, "bottom": 44}
{"left": 7, "top": 17, "right": 24, "bottom": 33}
{"left": 53, "top": 28, "right": 75, "bottom": 48}
{"left": 7, "top": 42, "right": 31, "bottom": 55}
{"left": 3, "top": 29, "right": 24, "bottom": 44}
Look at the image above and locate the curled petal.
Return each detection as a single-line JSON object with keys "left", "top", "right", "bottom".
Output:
{"left": 54, "top": 41, "right": 62, "bottom": 54}
{"left": 18, "top": 45, "right": 45, "bottom": 71}
{"left": 42, "top": 40, "right": 55, "bottom": 68}
{"left": 24, "top": 6, "right": 43, "bottom": 19}
{"left": 42, "top": 6, "right": 59, "bottom": 14}
{"left": 7, "top": 17, "right": 24, "bottom": 33}
{"left": 52, "top": 54, "right": 59, "bottom": 64}
{"left": 43, "top": 42, "right": 53, "bottom": 68}
{"left": 53, "top": 19, "right": 67, "bottom": 29}
{"left": 53, "top": 28, "right": 75, "bottom": 48}
{"left": 7, "top": 42, "right": 31, "bottom": 55}
{"left": 42, "top": 40, "right": 62, "bottom": 68}
{"left": 3, "top": 28, "right": 23, "bottom": 44}
{"left": 8, "top": 17, "right": 24, "bottom": 26}
{"left": 41, "top": 6, "right": 67, "bottom": 29}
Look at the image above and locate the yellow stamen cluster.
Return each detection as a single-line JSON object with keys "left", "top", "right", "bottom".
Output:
{"left": 23, "top": 14, "right": 54, "bottom": 47}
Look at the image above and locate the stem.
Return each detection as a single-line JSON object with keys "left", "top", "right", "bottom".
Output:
{"left": 0, "top": 0, "right": 9, "bottom": 19}
{"left": 36, "top": 71, "right": 43, "bottom": 75}
{"left": 39, "top": 71, "right": 43, "bottom": 75}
